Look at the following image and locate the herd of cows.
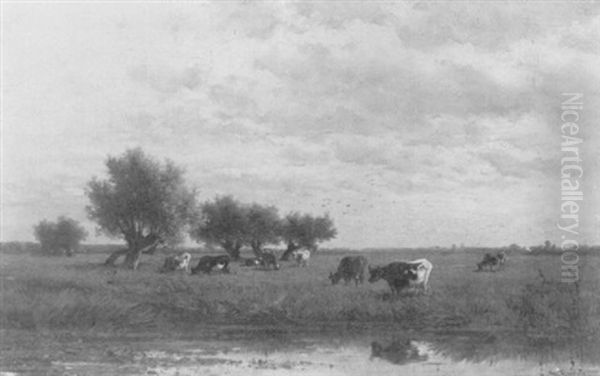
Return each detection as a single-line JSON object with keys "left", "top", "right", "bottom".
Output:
{"left": 159, "top": 249, "right": 507, "bottom": 295}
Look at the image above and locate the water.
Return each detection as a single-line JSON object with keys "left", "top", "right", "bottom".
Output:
{"left": 26, "top": 328, "right": 598, "bottom": 376}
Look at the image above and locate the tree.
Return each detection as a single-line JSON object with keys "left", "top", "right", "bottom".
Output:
{"left": 190, "top": 195, "right": 248, "bottom": 260}
{"left": 86, "top": 148, "right": 196, "bottom": 269}
{"left": 33, "top": 216, "right": 87, "bottom": 256}
{"left": 280, "top": 212, "right": 337, "bottom": 260}
{"left": 245, "top": 203, "right": 281, "bottom": 255}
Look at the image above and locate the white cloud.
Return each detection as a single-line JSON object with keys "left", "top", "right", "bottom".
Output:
{"left": 2, "top": 2, "right": 599, "bottom": 246}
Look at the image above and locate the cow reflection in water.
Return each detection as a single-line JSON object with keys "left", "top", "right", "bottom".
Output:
{"left": 370, "top": 339, "right": 428, "bottom": 365}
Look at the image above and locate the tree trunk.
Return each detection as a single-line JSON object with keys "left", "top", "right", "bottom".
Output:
{"left": 251, "top": 241, "right": 262, "bottom": 257}
{"left": 123, "top": 249, "right": 143, "bottom": 270}
{"left": 104, "top": 248, "right": 129, "bottom": 266}
{"left": 280, "top": 242, "right": 299, "bottom": 261}
{"left": 104, "top": 236, "right": 161, "bottom": 269}
{"left": 223, "top": 242, "right": 242, "bottom": 260}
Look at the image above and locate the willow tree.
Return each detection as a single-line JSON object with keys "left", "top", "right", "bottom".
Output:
{"left": 279, "top": 212, "right": 337, "bottom": 260}
{"left": 33, "top": 216, "right": 87, "bottom": 256}
{"left": 190, "top": 195, "right": 248, "bottom": 260}
{"left": 86, "top": 148, "right": 196, "bottom": 269}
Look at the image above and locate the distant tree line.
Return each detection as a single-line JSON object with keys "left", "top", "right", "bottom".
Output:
{"left": 32, "top": 216, "right": 87, "bottom": 256}
{"left": 191, "top": 195, "right": 336, "bottom": 260}
{"left": 42, "top": 148, "right": 337, "bottom": 269}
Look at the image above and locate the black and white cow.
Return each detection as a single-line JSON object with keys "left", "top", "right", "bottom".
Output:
{"left": 291, "top": 249, "right": 311, "bottom": 267}
{"left": 161, "top": 252, "right": 191, "bottom": 273}
{"left": 191, "top": 255, "right": 230, "bottom": 274}
{"left": 368, "top": 262, "right": 418, "bottom": 295}
{"left": 257, "top": 251, "right": 280, "bottom": 270}
{"left": 405, "top": 258, "right": 433, "bottom": 293}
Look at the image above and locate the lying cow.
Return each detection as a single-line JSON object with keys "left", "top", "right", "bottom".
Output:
{"left": 160, "top": 252, "right": 191, "bottom": 273}
{"left": 368, "top": 262, "right": 418, "bottom": 295}
{"left": 191, "top": 255, "right": 230, "bottom": 275}
{"left": 291, "top": 249, "right": 311, "bottom": 267}
{"left": 405, "top": 258, "right": 433, "bottom": 293}
{"left": 329, "top": 256, "right": 368, "bottom": 286}
{"left": 477, "top": 253, "right": 499, "bottom": 271}
{"left": 240, "top": 257, "right": 260, "bottom": 267}
{"left": 257, "top": 252, "right": 280, "bottom": 270}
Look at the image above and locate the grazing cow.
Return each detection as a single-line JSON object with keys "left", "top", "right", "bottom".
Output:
{"left": 257, "top": 252, "right": 280, "bottom": 270}
{"left": 477, "top": 253, "right": 499, "bottom": 271}
{"left": 368, "top": 262, "right": 418, "bottom": 295}
{"left": 160, "top": 252, "right": 191, "bottom": 273}
{"left": 405, "top": 258, "right": 433, "bottom": 293}
{"left": 191, "top": 255, "right": 230, "bottom": 275}
{"left": 291, "top": 249, "right": 311, "bottom": 267}
{"left": 329, "top": 256, "right": 368, "bottom": 286}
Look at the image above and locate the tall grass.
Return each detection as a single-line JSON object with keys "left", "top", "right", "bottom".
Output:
{"left": 1, "top": 249, "right": 598, "bottom": 351}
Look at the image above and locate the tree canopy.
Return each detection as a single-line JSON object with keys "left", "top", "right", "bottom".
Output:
{"left": 191, "top": 196, "right": 336, "bottom": 260}
{"left": 86, "top": 148, "right": 196, "bottom": 269}
{"left": 33, "top": 216, "right": 87, "bottom": 256}
{"left": 280, "top": 212, "right": 337, "bottom": 260}
{"left": 190, "top": 195, "right": 248, "bottom": 259}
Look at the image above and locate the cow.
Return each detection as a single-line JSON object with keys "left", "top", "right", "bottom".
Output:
{"left": 496, "top": 251, "right": 507, "bottom": 267}
{"left": 160, "top": 252, "right": 191, "bottom": 273}
{"left": 368, "top": 262, "right": 418, "bottom": 295}
{"left": 477, "top": 253, "right": 499, "bottom": 271}
{"left": 329, "top": 256, "right": 368, "bottom": 286}
{"left": 240, "top": 257, "right": 260, "bottom": 267}
{"left": 405, "top": 258, "right": 433, "bottom": 293}
{"left": 291, "top": 249, "right": 311, "bottom": 267}
{"left": 191, "top": 255, "right": 230, "bottom": 275}
{"left": 257, "top": 251, "right": 280, "bottom": 270}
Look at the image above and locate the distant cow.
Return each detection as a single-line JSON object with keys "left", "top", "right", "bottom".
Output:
{"left": 477, "top": 253, "right": 499, "bottom": 271}
{"left": 292, "top": 249, "right": 311, "bottom": 267}
{"left": 191, "top": 255, "right": 230, "bottom": 274}
{"left": 329, "top": 256, "right": 368, "bottom": 286}
{"left": 368, "top": 262, "right": 418, "bottom": 295}
{"left": 257, "top": 252, "right": 280, "bottom": 270}
{"left": 496, "top": 251, "right": 507, "bottom": 267}
{"left": 240, "top": 257, "right": 260, "bottom": 267}
{"left": 161, "top": 252, "right": 191, "bottom": 273}
{"left": 405, "top": 258, "right": 433, "bottom": 293}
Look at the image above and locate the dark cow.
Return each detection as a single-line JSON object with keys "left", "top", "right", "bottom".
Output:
{"left": 257, "top": 252, "right": 280, "bottom": 270}
{"left": 191, "top": 255, "right": 230, "bottom": 274}
{"left": 477, "top": 253, "right": 499, "bottom": 271}
{"left": 368, "top": 262, "right": 418, "bottom": 295}
{"left": 329, "top": 256, "right": 368, "bottom": 286}
{"left": 240, "top": 257, "right": 260, "bottom": 267}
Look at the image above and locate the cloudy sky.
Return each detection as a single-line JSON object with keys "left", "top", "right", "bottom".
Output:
{"left": 2, "top": 1, "right": 599, "bottom": 248}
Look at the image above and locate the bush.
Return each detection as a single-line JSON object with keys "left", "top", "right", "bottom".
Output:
{"left": 33, "top": 216, "right": 87, "bottom": 256}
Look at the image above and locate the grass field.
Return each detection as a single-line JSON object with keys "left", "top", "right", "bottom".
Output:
{"left": 1, "top": 247, "right": 599, "bottom": 357}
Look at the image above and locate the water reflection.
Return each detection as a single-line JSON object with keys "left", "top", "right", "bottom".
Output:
{"left": 370, "top": 339, "right": 428, "bottom": 365}
{"left": 365, "top": 329, "right": 599, "bottom": 374}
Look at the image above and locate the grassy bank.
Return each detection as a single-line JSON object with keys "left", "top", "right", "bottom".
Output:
{"left": 1, "top": 249, "right": 599, "bottom": 349}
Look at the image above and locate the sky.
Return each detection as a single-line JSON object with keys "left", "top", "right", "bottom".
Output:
{"left": 2, "top": 1, "right": 599, "bottom": 249}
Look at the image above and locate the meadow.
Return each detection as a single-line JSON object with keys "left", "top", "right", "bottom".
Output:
{"left": 1, "top": 246, "right": 599, "bottom": 360}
